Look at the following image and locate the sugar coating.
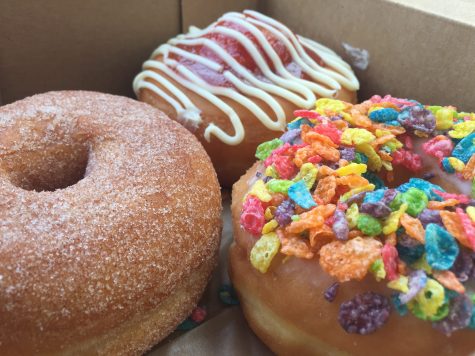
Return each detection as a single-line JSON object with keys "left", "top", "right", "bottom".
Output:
{"left": 0, "top": 91, "right": 222, "bottom": 351}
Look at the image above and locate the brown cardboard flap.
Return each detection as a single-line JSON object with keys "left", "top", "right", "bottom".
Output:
{"left": 257, "top": 0, "right": 475, "bottom": 111}
{"left": 0, "top": 0, "right": 181, "bottom": 104}
{"left": 181, "top": 0, "right": 258, "bottom": 30}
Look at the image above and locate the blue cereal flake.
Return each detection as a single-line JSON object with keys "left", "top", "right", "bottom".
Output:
{"left": 397, "top": 178, "right": 445, "bottom": 201}
{"left": 425, "top": 224, "right": 459, "bottom": 270}
{"left": 288, "top": 180, "right": 317, "bottom": 209}
{"left": 369, "top": 108, "right": 399, "bottom": 123}
{"left": 396, "top": 234, "right": 425, "bottom": 264}
{"left": 391, "top": 293, "right": 408, "bottom": 316}
{"left": 452, "top": 133, "right": 475, "bottom": 163}
{"left": 363, "top": 171, "right": 385, "bottom": 190}
{"left": 441, "top": 157, "right": 456, "bottom": 173}
{"left": 354, "top": 152, "right": 369, "bottom": 164}
{"left": 287, "top": 117, "right": 314, "bottom": 130}
{"left": 363, "top": 188, "right": 387, "bottom": 204}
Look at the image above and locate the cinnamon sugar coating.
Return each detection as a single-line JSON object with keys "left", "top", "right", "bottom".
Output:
{"left": 0, "top": 91, "right": 222, "bottom": 354}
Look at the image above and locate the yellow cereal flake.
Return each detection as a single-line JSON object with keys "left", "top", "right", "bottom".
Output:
{"left": 356, "top": 143, "right": 382, "bottom": 171}
{"left": 248, "top": 179, "right": 272, "bottom": 202}
{"left": 382, "top": 203, "right": 408, "bottom": 235}
{"left": 341, "top": 128, "right": 376, "bottom": 145}
{"left": 262, "top": 219, "right": 279, "bottom": 234}
{"left": 250, "top": 232, "right": 281, "bottom": 273}
{"left": 335, "top": 163, "right": 367, "bottom": 176}
{"left": 387, "top": 276, "right": 409, "bottom": 293}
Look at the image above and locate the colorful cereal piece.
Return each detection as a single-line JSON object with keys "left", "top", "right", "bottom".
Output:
{"left": 240, "top": 196, "right": 265, "bottom": 236}
{"left": 433, "top": 294, "right": 473, "bottom": 336}
{"left": 293, "top": 162, "right": 318, "bottom": 189}
{"left": 314, "top": 175, "right": 337, "bottom": 204}
{"left": 467, "top": 206, "right": 475, "bottom": 222}
{"left": 262, "top": 219, "right": 278, "bottom": 234}
{"left": 425, "top": 223, "right": 459, "bottom": 270}
{"left": 335, "top": 163, "right": 367, "bottom": 176}
{"left": 422, "top": 135, "right": 454, "bottom": 160}
{"left": 287, "top": 117, "right": 313, "bottom": 130}
{"left": 400, "top": 213, "right": 425, "bottom": 243}
{"left": 255, "top": 138, "right": 284, "bottom": 160}
{"left": 448, "top": 120, "right": 475, "bottom": 139}
{"left": 274, "top": 200, "right": 295, "bottom": 226}
{"left": 369, "top": 259, "right": 386, "bottom": 281}
{"left": 319, "top": 237, "right": 383, "bottom": 282}
{"left": 338, "top": 292, "right": 391, "bottom": 335}
{"left": 266, "top": 179, "right": 293, "bottom": 194}
{"left": 399, "top": 270, "right": 427, "bottom": 304}
{"left": 248, "top": 179, "right": 272, "bottom": 202}
{"left": 250, "top": 232, "right": 281, "bottom": 273}
{"left": 452, "top": 133, "right": 475, "bottom": 163}
{"left": 408, "top": 278, "right": 447, "bottom": 320}
{"left": 369, "top": 108, "right": 399, "bottom": 123}
{"left": 387, "top": 275, "right": 409, "bottom": 293}
{"left": 397, "top": 178, "right": 444, "bottom": 201}
{"left": 340, "top": 184, "right": 375, "bottom": 202}
{"left": 341, "top": 128, "right": 376, "bottom": 145}
{"left": 346, "top": 203, "right": 359, "bottom": 229}
{"left": 273, "top": 155, "right": 298, "bottom": 179}
{"left": 333, "top": 209, "right": 349, "bottom": 241}
{"left": 280, "top": 234, "right": 314, "bottom": 259}
{"left": 383, "top": 203, "right": 408, "bottom": 235}
{"left": 397, "top": 106, "right": 436, "bottom": 134}
{"left": 455, "top": 208, "right": 475, "bottom": 250}
{"left": 382, "top": 243, "right": 399, "bottom": 281}
{"left": 432, "top": 270, "right": 465, "bottom": 294}
{"left": 434, "top": 107, "right": 456, "bottom": 130}
{"left": 288, "top": 180, "right": 317, "bottom": 209}
{"left": 356, "top": 143, "right": 382, "bottom": 171}
{"left": 356, "top": 214, "right": 383, "bottom": 236}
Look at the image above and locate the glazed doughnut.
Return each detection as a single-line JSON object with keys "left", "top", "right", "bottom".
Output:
{"left": 0, "top": 91, "right": 222, "bottom": 355}
{"left": 133, "top": 10, "right": 359, "bottom": 187}
{"left": 230, "top": 96, "right": 475, "bottom": 355}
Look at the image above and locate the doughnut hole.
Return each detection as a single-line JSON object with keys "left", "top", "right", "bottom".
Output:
{"left": 0, "top": 118, "right": 90, "bottom": 192}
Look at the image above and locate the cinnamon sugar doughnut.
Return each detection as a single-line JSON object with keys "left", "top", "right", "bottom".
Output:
{"left": 0, "top": 91, "right": 222, "bottom": 355}
{"left": 230, "top": 96, "right": 475, "bottom": 355}
{"left": 133, "top": 10, "right": 359, "bottom": 187}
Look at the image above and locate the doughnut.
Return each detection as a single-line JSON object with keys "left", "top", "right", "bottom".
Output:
{"left": 133, "top": 10, "right": 359, "bottom": 187}
{"left": 0, "top": 91, "right": 222, "bottom": 355}
{"left": 230, "top": 96, "right": 475, "bottom": 355}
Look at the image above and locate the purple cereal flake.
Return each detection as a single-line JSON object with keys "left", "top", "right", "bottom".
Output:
{"left": 280, "top": 129, "right": 302, "bottom": 145}
{"left": 397, "top": 106, "right": 436, "bottom": 134}
{"left": 450, "top": 249, "right": 474, "bottom": 283}
{"left": 339, "top": 147, "right": 356, "bottom": 162}
{"left": 324, "top": 282, "right": 340, "bottom": 302}
{"left": 381, "top": 189, "right": 398, "bottom": 205}
{"left": 418, "top": 209, "right": 443, "bottom": 228}
{"left": 398, "top": 233, "right": 422, "bottom": 248}
{"left": 346, "top": 191, "right": 367, "bottom": 205}
{"left": 432, "top": 294, "right": 473, "bottom": 336}
{"left": 360, "top": 201, "right": 392, "bottom": 218}
{"left": 338, "top": 292, "right": 391, "bottom": 335}
{"left": 332, "top": 210, "right": 349, "bottom": 241}
{"left": 274, "top": 200, "right": 295, "bottom": 226}
{"left": 399, "top": 270, "right": 427, "bottom": 304}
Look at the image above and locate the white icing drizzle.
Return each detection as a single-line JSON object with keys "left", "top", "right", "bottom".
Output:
{"left": 133, "top": 10, "right": 359, "bottom": 145}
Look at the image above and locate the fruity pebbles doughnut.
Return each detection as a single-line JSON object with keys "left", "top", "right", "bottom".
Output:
{"left": 230, "top": 95, "right": 475, "bottom": 355}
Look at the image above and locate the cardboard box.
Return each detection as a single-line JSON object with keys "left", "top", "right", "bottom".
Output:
{"left": 1, "top": 1, "right": 475, "bottom": 354}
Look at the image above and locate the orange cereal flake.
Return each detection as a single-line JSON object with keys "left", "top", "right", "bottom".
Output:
{"left": 280, "top": 235, "right": 314, "bottom": 259}
{"left": 319, "top": 237, "right": 383, "bottom": 282}
{"left": 400, "top": 213, "right": 425, "bottom": 244}
{"left": 433, "top": 270, "right": 465, "bottom": 294}
{"left": 440, "top": 211, "right": 472, "bottom": 248}
{"left": 427, "top": 199, "right": 460, "bottom": 210}
{"left": 314, "top": 175, "right": 337, "bottom": 204}
{"left": 336, "top": 175, "right": 370, "bottom": 189}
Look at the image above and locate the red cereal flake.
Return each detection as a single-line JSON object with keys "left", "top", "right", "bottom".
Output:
{"left": 273, "top": 155, "right": 298, "bottom": 179}
{"left": 313, "top": 124, "right": 342, "bottom": 145}
{"left": 404, "top": 135, "right": 414, "bottom": 150}
{"left": 307, "top": 155, "right": 322, "bottom": 164}
{"left": 381, "top": 243, "right": 399, "bottom": 281}
{"left": 456, "top": 208, "right": 475, "bottom": 251}
{"left": 392, "top": 149, "right": 423, "bottom": 172}
{"left": 319, "top": 237, "right": 383, "bottom": 282}
{"left": 240, "top": 196, "right": 265, "bottom": 236}
{"left": 422, "top": 135, "right": 454, "bottom": 160}
{"left": 434, "top": 190, "right": 470, "bottom": 204}
{"left": 293, "top": 109, "right": 323, "bottom": 120}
